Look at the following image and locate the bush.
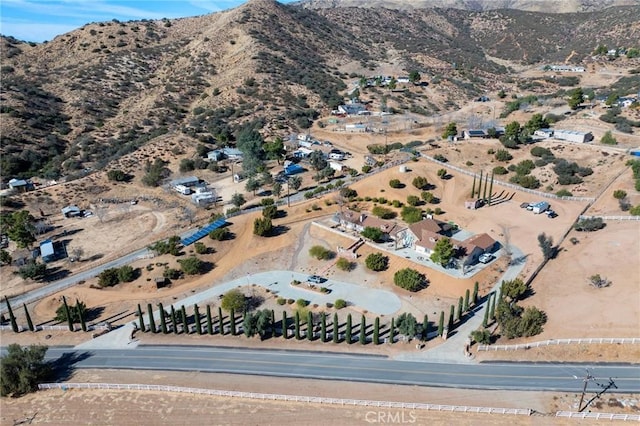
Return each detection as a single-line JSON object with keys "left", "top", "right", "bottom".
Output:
{"left": 556, "top": 189, "right": 573, "bottom": 197}
{"left": 493, "top": 166, "right": 508, "bottom": 175}
{"left": 365, "top": 252, "right": 388, "bottom": 271}
{"left": 361, "top": 226, "right": 384, "bottom": 242}
{"left": 394, "top": 268, "right": 426, "bottom": 292}
{"left": 495, "top": 149, "right": 513, "bottom": 161}
{"left": 406, "top": 195, "right": 420, "bottom": 206}
{"left": 334, "top": 299, "right": 347, "bottom": 309}
{"left": 98, "top": 268, "right": 120, "bottom": 287}
{"left": 362, "top": 165, "right": 372, "bottom": 173}
{"left": 277, "top": 297, "right": 286, "bottom": 305}
{"left": 106, "top": 169, "right": 129, "bottom": 182}
{"left": 194, "top": 242, "right": 208, "bottom": 254}
{"left": 433, "top": 154, "right": 447, "bottom": 163}
{"left": 0, "top": 344, "right": 50, "bottom": 397}
{"left": 117, "top": 265, "right": 136, "bottom": 282}
{"left": 253, "top": 217, "right": 273, "bottom": 236}
{"left": 574, "top": 217, "right": 605, "bottom": 232}
{"left": 163, "top": 268, "right": 180, "bottom": 280}
{"left": 296, "top": 299, "right": 308, "bottom": 308}
{"left": 178, "top": 256, "right": 205, "bottom": 275}
{"left": 412, "top": 176, "right": 429, "bottom": 190}
{"left": 262, "top": 205, "right": 278, "bottom": 219}
{"left": 372, "top": 206, "right": 396, "bottom": 219}
{"left": 530, "top": 146, "right": 553, "bottom": 158}
{"left": 389, "top": 179, "right": 402, "bottom": 188}
{"left": 221, "top": 289, "right": 246, "bottom": 312}
{"left": 336, "top": 257, "right": 354, "bottom": 271}
{"left": 613, "top": 189, "right": 627, "bottom": 200}
{"left": 401, "top": 206, "right": 423, "bottom": 224}
{"left": 209, "top": 228, "right": 229, "bottom": 241}
{"left": 309, "top": 245, "right": 332, "bottom": 260}
{"left": 340, "top": 187, "right": 358, "bottom": 199}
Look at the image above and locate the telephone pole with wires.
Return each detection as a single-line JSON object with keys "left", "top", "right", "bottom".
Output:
{"left": 577, "top": 370, "right": 618, "bottom": 412}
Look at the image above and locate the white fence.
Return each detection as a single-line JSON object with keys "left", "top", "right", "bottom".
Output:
{"left": 37, "top": 383, "right": 531, "bottom": 416}
{"left": 578, "top": 215, "right": 640, "bottom": 221}
{"left": 0, "top": 324, "right": 109, "bottom": 332}
{"left": 421, "top": 154, "right": 595, "bottom": 202}
{"left": 478, "top": 337, "right": 640, "bottom": 351}
{"left": 556, "top": 411, "right": 640, "bottom": 421}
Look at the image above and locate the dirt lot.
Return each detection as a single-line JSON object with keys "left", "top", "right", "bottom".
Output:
{"left": 2, "top": 369, "right": 638, "bottom": 425}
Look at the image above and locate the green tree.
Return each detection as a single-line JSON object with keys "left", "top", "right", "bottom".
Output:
{"left": 194, "top": 242, "right": 208, "bottom": 254}
{"left": 23, "top": 304, "right": 34, "bottom": 332}
{"left": 438, "top": 311, "right": 444, "bottom": 336}
{"left": 18, "top": 261, "right": 47, "bottom": 281}
{"left": 437, "top": 168, "right": 447, "bottom": 179}
{"left": 464, "top": 289, "right": 470, "bottom": 312}
{"left": 373, "top": 317, "right": 380, "bottom": 345}
{"left": 98, "top": 268, "right": 120, "bottom": 287}
{"left": 289, "top": 176, "right": 302, "bottom": 191}
{"left": 141, "top": 158, "right": 170, "bottom": 187}
{"left": 409, "top": 70, "right": 421, "bottom": 84}
{"left": 334, "top": 299, "right": 347, "bottom": 309}
{"left": 389, "top": 318, "right": 395, "bottom": 343}
{"left": 365, "top": 252, "right": 388, "bottom": 271}
{"left": 430, "top": 237, "right": 455, "bottom": 267}
{"left": 272, "top": 182, "right": 283, "bottom": 198}
{"left": 361, "top": 226, "right": 383, "bottom": 242}
{"left": 400, "top": 206, "right": 423, "bottom": 224}
{"left": 221, "top": 289, "right": 246, "bottom": 312}
{"left": 389, "top": 179, "right": 402, "bottom": 188}
{"left": 613, "top": 190, "right": 627, "bottom": 200}
{"left": 307, "top": 311, "right": 314, "bottom": 341}
{"left": 406, "top": 195, "right": 420, "bottom": 206}
{"left": 117, "top": 265, "right": 135, "bottom": 283}
{"left": 309, "top": 245, "right": 332, "bottom": 260}
{"left": 244, "top": 309, "right": 272, "bottom": 340}
{"left": 264, "top": 137, "right": 285, "bottom": 163}
{"left": 236, "top": 126, "right": 265, "bottom": 176}
{"left": 525, "top": 113, "right": 549, "bottom": 133}
{"left": 471, "top": 329, "right": 491, "bottom": 344}
{"left": 159, "top": 303, "right": 168, "bottom": 334}
{"left": 55, "top": 298, "right": 86, "bottom": 325}
{"left": 345, "top": 313, "right": 352, "bottom": 344}
{"left": 456, "top": 296, "right": 463, "bottom": 321}
{"left": 194, "top": 304, "right": 202, "bottom": 335}
{"left": 393, "top": 268, "right": 426, "bottom": 292}
{"left": 218, "top": 307, "right": 224, "bottom": 335}
{"left": 395, "top": 313, "right": 421, "bottom": 339}
{"left": 501, "top": 278, "right": 528, "bottom": 302}
{"left": 231, "top": 193, "right": 246, "bottom": 208}
{"left": 0, "top": 344, "right": 51, "bottom": 397}
{"left": 137, "top": 304, "right": 145, "bottom": 332}
{"left": 336, "top": 257, "right": 354, "bottom": 271}
{"left": 333, "top": 313, "right": 339, "bottom": 343}
{"left": 245, "top": 177, "right": 261, "bottom": 195}
{"left": 537, "top": 232, "right": 555, "bottom": 260}
{"left": 421, "top": 191, "right": 435, "bottom": 203}
{"left": 309, "top": 150, "right": 328, "bottom": 172}
{"left": 106, "top": 169, "right": 128, "bottom": 182}
{"left": 206, "top": 305, "right": 213, "bottom": 335}
{"left": 172, "top": 306, "right": 179, "bottom": 334}
{"left": 262, "top": 205, "right": 278, "bottom": 219}
{"left": 320, "top": 313, "right": 327, "bottom": 342}
{"left": 4, "top": 297, "right": 18, "bottom": 333}
{"left": 359, "top": 315, "right": 366, "bottom": 344}
{"left": 442, "top": 122, "right": 457, "bottom": 139}
{"left": 209, "top": 228, "right": 230, "bottom": 241}
{"left": 0, "top": 249, "right": 12, "bottom": 265}
{"left": 229, "top": 308, "right": 236, "bottom": 335}
{"left": 601, "top": 131, "right": 617, "bottom": 145}
{"left": 422, "top": 314, "right": 429, "bottom": 340}
{"left": 178, "top": 256, "right": 205, "bottom": 275}
{"left": 76, "top": 299, "right": 87, "bottom": 332}
{"left": 1, "top": 210, "right": 36, "bottom": 248}
{"left": 253, "top": 217, "right": 273, "bottom": 237}
{"left": 147, "top": 303, "right": 156, "bottom": 333}
{"left": 568, "top": 87, "right": 584, "bottom": 110}
{"left": 495, "top": 149, "right": 513, "bottom": 162}
{"left": 412, "top": 176, "right": 429, "bottom": 190}
{"left": 294, "top": 311, "right": 301, "bottom": 340}
{"left": 472, "top": 281, "right": 479, "bottom": 305}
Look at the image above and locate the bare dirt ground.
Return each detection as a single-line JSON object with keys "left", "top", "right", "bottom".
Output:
{"left": 2, "top": 369, "right": 638, "bottom": 425}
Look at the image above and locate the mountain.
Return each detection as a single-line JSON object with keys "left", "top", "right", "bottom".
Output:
{"left": 1, "top": 0, "right": 639, "bottom": 180}
{"left": 298, "top": 0, "right": 640, "bottom": 13}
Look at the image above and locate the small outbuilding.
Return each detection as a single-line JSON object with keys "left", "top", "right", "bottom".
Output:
{"left": 40, "top": 239, "right": 55, "bottom": 262}
{"left": 532, "top": 201, "right": 550, "bottom": 214}
{"left": 61, "top": 205, "right": 82, "bottom": 218}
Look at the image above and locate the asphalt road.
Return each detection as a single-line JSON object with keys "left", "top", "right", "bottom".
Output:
{"left": 41, "top": 346, "right": 640, "bottom": 393}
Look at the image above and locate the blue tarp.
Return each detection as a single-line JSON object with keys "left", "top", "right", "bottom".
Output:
{"left": 285, "top": 164, "right": 304, "bottom": 175}
{"left": 181, "top": 218, "right": 227, "bottom": 246}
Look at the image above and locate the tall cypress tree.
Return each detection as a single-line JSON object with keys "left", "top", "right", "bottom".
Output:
{"left": 147, "top": 303, "right": 156, "bottom": 333}
{"left": 471, "top": 175, "right": 476, "bottom": 198}
{"left": 63, "top": 296, "right": 73, "bottom": 332}
{"left": 359, "top": 315, "right": 366, "bottom": 345}
{"left": 137, "top": 303, "right": 145, "bottom": 332}
{"left": 5, "top": 297, "right": 18, "bottom": 333}
{"left": 171, "top": 305, "right": 178, "bottom": 334}
{"left": 488, "top": 293, "right": 496, "bottom": 322}
{"left": 464, "top": 289, "right": 470, "bottom": 312}
{"left": 159, "top": 303, "right": 168, "bottom": 334}
{"left": 294, "top": 311, "right": 300, "bottom": 340}
{"left": 218, "top": 306, "right": 224, "bottom": 335}
{"left": 422, "top": 314, "right": 428, "bottom": 340}
{"left": 482, "top": 171, "right": 489, "bottom": 200}
{"left": 76, "top": 299, "right": 87, "bottom": 332}
{"left": 345, "top": 314, "right": 352, "bottom": 344}
{"left": 194, "top": 304, "right": 202, "bottom": 335}
{"left": 472, "top": 281, "right": 479, "bottom": 305}
{"left": 282, "top": 311, "right": 288, "bottom": 339}
{"left": 389, "top": 318, "right": 395, "bottom": 344}
{"left": 270, "top": 309, "right": 276, "bottom": 338}
{"left": 457, "top": 297, "right": 463, "bottom": 321}
{"left": 373, "top": 317, "right": 380, "bottom": 345}
{"left": 206, "top": 305, "right": 213, "bottom": 335}
{"left": 229, "top": 308, "right": 235, "bottom": 336}
{"left": 23, "top": 304, "right": 34, "bottom": 332}
{"left": 438, "top": 311, "right": 444, "bottom": 336}
{"left": 483, "top": 303, "right": 489, "bottom": 327}
{"left": 307, "top": 311, "right": 313, "bottom": 341}
{"left": 181, "top": 305, "right": 188, "bottom": 334}
{"left": 320, "top": 313, "right": 326, "bottom": 342}
{"left": 448, "top": 305, "right": 455, "bottom": 330}
{"left": 333, "top": 313, "right": 339, "bottom": 343}
{"left": 478, "top": 170, "right": 483, "bottom": 198}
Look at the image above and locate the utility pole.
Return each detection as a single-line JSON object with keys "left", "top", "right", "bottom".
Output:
{"left": 577, "top": 370, "right": 618, "bottom": 412}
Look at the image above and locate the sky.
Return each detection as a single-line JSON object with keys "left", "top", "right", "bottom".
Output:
{"left": 0, "top": 0, "right": 296, "bottom": 43}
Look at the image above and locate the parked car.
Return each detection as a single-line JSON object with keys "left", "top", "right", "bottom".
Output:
{"left": 478, "top": 253, "right": 494, "bottom": 264}
{"left": 307, "top": 275, "right": 325, "bottom": 284}
{"left": 546, "top": 210, "right": 558, "bottom": 218}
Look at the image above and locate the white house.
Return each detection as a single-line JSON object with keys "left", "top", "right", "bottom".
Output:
{"left": 329, "top": 161, "right": 343, "bottom": 172}
{"left": 534, "top": 129, "right": 554, "bottom": 138}
{"left": 553, "top": 130, "right": 593, "bottom": 143}
{"left": 531, "top": 201, "right": 550, "bottom": 214}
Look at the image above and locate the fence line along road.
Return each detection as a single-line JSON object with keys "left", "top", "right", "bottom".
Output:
{"left": 477, "top": 337, "right": 640, "bottom": 351}
{"left": 556, "top": 411, "right": 640, "bottom": 421}
{"left": 420, "top": 154, "right": 595, "bottom": 202}
{"left": 38, "top": 383, "right": 532, "bottom": 416}
{"left": 578, "top": 215, "right": 640, "bottom": 221}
